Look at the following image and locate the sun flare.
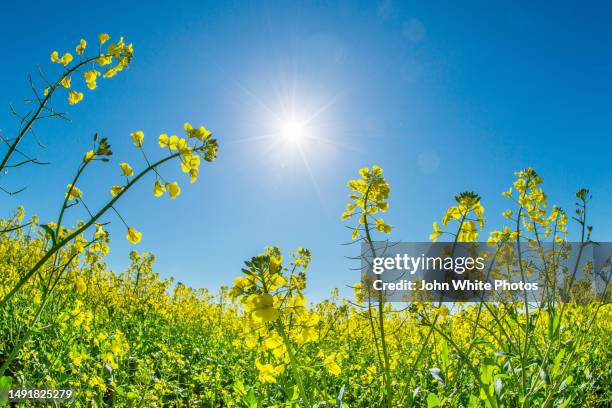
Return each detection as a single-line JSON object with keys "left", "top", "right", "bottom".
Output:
{"left": 280, "top": 120, "right": 305, "bottom": 144}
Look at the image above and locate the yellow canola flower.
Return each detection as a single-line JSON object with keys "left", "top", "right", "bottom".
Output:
{"left": 153, "top": 180, "right": 165, "bottom": 197}
{"left": 255, "top": 360, "right": 284, "bottom": 384}
{"left": 375, "top": 218, "right": 392, "bottom": 234}
{"left": 184, "top": 122, "right": 212, "bottom": 140}
{"left": 244, "top": 293, "right": 279, "bottom": 323}
{"left": 320, "top": 352, "right": 342, "bottom": 376}
{"left": 429, "top": 221, "right": 442, "bottom": 242}
{"left": 298, "top": 326, "right": 318, "bottom": 344}
{"left": 50, "top": 51, "right": 60, "bottom": 63}
{"left": 341, "top": 203, "right": 356, "bottom": 220}
{"left": 158, "top": 134, "right": 181, "bottom": 150}
{"left": 358, "top": 167, "right": 371, "bottom": 179}
{"left": 65, "top": 184, "right": 82, "bottom": 200}
{"left": 76, "top": 39, "right": 86, "bottom": 55}
{"left": 184, "top": 122, "right": 194, "bottom": 135}
{"left": 268, "top": 256, "right": 282, "bottom": 276}
{"left": 189, "top": 168, "right": 199, "bottom": 184}
{"left": 176, "top": 138, "right": 191, "bottom": 155}
{"left": 169, "top": 136, "right": 180, "bottom": 150}
{"left": 266, "top": 274, "right": 286, "bottom": 292}
{"left": 103, "top": 66, "right": 121, "bottom": 78}
{"left": 107, "top": 37, "right": 125, "bottom": 57}
{"left": 60, "top": 52, "right": 73, "bottom": 66}
{"left": 158, "top": 134, "right": 169, "bottom": 148}
{"left": 110, "top": 339, "right": 122, "bottom": 355}
{"left": 68, "top": 350, "right": 87, "bottom": 367}
{"left": 442, "top": 206, "right": 462, "bottom": 226}
{"left": 130, "top": 130, "right": 144, "bottom": 147}
{"left": 126, "top": 227, "right": 142, "bottom": 244}
{"left": 72, "top": 236, "right": 87, "bottom": 254}
{"left": 110, "top": 185, "right": 124, "bottom": 197}
{"left": 83, "top": 70, "right": 100, "bottom": 90}
{"left": 110, "top": 331, "right": 129, "bottom": 356}
{"left": 457, "top": 220, "right": 478, "bottom": 242}
{"left": 119, "top": 162, "right": 134, "bottom": 177}
{"left": 60, "top": 76, "right": 71, "bottom": 89}
{"left": 94, "top": 224, "right": 107, "bottom": 240}
{"left": 75, "top": 277, "right": 86, "bottom": 294}
{"left": 263, "top": 333, "right": 283, "bottom": 350}
{"left": 181, "top": 154, "right": 200, "bottom": 176}
{"left": 97, "top": 55, "right": 112, "bottom": 66}
{"left": 99, "top": 33, "right": 110, "bottom": 44}
{"left": 68, "top": 90, "right": 84, "bottom": 105}
{"left": 288, "top": 293, "right": 306, "bottom": 309}
{"left": 166, "top": 182, "right": 181, "bottom": 199}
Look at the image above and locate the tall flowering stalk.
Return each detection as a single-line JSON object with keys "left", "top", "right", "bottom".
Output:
{"left": 342, "top": 165, "right": 394, "bottom": 406}
{"left": 230, "top": 247, "right": 325, "bottom": 406}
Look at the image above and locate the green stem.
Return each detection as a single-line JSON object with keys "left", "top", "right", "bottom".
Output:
{"left": 277, "top": 321, "right": 312, "bottom": 408}
{"left": 362, "top": 184, "right": 393, "bottom": 407}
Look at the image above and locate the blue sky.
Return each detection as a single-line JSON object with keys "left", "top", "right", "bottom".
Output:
{"left": 2, "top": 1, "right": 611, "bottom": 302}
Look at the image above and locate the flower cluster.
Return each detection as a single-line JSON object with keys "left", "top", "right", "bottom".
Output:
{"left": 489, "top": 168, "right": 568, "bottom": 245}
{"left": 157, "top": 121, "right": 215, "bottom": 185}
{"left": 430, "top": 191, "right": 485, "bottom": 242}
{"left": 49, "top": 33, "right": 133, "bottom": 105}
{"left": 342, "top": 165, "right": 392, "bottom": 240}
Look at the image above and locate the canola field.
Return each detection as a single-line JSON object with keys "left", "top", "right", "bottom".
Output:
{"left": 0, "top": 33, "right": 610, "bottom": 407}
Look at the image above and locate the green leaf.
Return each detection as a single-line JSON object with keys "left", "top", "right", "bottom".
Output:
{"left": 243, "top": 388, "right": 258, "bottom": 408}
{"left": 0, "top": 376, "right": 12, "bottom": 404}
{"left": 480, "top": 364, "right": 494, "bottom": 385}
{"left": 552, "top": 349, "right": 566, "bottom": 376}
{"left": 557, "top": 395, "right": 574, "bottom": 408}
{"left": 427, "top": 393, "right": 441, "bottom": 408}
{"left": 233, "top": 379, "right": 245, "bottom": 396}
{"left": 548, "top": 310, "right": 560, "bottom": 340}
{"left": 289, "top": 385, "right": 299, "bottom": 401}
{"left": 440, "top": 340, "right": 450, "bottom": 369}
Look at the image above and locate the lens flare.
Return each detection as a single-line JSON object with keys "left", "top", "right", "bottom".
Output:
{"left": 280, "top": 120, "right": 305, "bottom": 143}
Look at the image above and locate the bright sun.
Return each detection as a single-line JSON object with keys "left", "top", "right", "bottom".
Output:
{"left": 280, "top": 120, "right": 305, "bottom": 143}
